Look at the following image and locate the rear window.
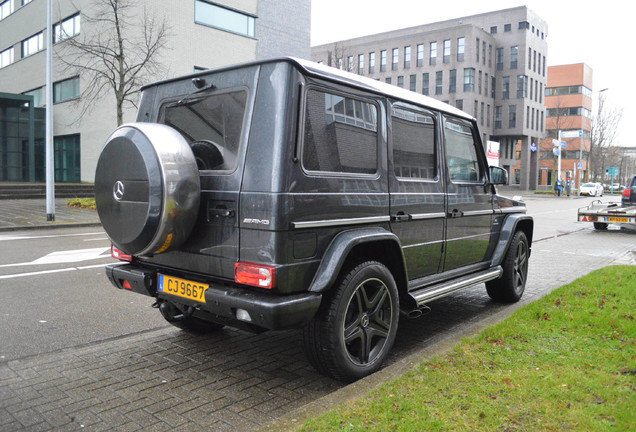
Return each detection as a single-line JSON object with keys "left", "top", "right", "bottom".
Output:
{"left": 160, "top": 89, "right": 247, "bottom": 171}
{"left": 302, "top": 89, "right": 378, "bottom": 175}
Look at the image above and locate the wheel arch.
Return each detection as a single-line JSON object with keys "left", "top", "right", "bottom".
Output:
{"left": 307, "top": 227, "right": 409, "bottom": 303}
{"left": 490, "top": 214, "right": 534, "bottom": 267}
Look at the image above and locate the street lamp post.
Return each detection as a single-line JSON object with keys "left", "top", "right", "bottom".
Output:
{"left": 45, "top": 0, "right": 55, "bottom": 221}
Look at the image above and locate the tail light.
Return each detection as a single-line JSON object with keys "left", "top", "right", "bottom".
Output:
{"left": 622, "top": 188, "right": 631, "bottom": 198}
{"left": 235, "top": 262, "right": 276, "bottom": 289}
{"left": 111, "top": 245, "right": 133, "bottom": 262}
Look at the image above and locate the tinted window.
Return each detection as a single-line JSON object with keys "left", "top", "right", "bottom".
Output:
{"left": 392, "top": 107, "right": 436, "bottom": 179}
{"left": 161, "top": 90, "right": 247, "bottom": 171}
{"left": 444, "top": 118, "right": 482, "bottom": 182}
{"left": 303, "top": 89, "right": 378, "bottom": 175}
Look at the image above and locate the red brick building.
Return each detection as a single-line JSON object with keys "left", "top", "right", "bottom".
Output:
{"left": 539, "top": 63, "right": 593, "bottom": 189}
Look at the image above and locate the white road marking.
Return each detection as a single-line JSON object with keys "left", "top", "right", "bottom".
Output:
{"left": 0, "top": 247, "right": 111, "bottom": 268}
{"left": 0, "top": 232, "right": 105, "bottom": 242}
{"left": 0, "top": 263, "right": 111, "bottom": 280}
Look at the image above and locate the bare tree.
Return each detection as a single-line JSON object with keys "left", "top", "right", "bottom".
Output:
{"left": 325, "top": 42, "right": 354, "bottom": 72}
{"left": 588, "top": 92, "right": 623, "bottom": 181}
{"left": 58, "top": 0, "right": 169, "bottom": 126}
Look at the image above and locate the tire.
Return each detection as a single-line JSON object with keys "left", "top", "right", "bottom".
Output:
{"left": 303, "top": 261, "right": 399, "bottom": 382}
{"left": 158, "top": 301, "right": 224, "bottom": 333}
{"left": 486, "top": 231, "right": 529, "bottom": 303}
{"left": 593, "top": 222, "right": 608, "bottom": 230}
{"left": 95, "top": 123, "right": 200, "bottom": 256}
{"left": 191, "top": 140, "right": 224, "bottom": 170}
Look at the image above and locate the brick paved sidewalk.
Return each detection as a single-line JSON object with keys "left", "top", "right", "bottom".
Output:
{"left": 1, "top": 227, "right": 634, "bottom": 431}
{"left": 0, "top": 199, "right": 100, "bottom": 232}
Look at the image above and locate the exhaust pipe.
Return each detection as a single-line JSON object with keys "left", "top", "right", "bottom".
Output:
{"left": 401, "top": 304, "right": 431, "bottom": 319}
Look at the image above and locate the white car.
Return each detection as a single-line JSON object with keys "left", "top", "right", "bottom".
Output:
{"left": 579, "top": 182, "right": 604, "bottom": 197}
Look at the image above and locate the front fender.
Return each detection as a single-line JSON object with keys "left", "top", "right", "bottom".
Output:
{"left": 490, "top": 214, "right": 533, "bottom": 267}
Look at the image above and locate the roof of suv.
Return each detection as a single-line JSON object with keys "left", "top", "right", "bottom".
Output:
{"left": 142, "top": 57, "right": 473, "bottom": 122}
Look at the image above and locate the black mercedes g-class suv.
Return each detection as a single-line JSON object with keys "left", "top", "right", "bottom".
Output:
{"left": 95, "top": 58, "right": 533, "bottom": 382}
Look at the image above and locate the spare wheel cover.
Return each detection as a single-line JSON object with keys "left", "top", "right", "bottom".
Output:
{"left": 95, "top": 123, "right": 200, "bottom": 256}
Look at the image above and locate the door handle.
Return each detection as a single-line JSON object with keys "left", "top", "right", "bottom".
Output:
{"left": 391, "top": 212, "right": 411, "bottom": 222}
{"left": 449, "top": 209, "right": 464, "bottom": 218}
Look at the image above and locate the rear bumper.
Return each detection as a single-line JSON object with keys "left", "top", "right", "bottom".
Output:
{"left": 106, "top": 263, "right": 322, "bottom": 330}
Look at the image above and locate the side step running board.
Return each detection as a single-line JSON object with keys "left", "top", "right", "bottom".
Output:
{"left": 410, "top": 267, "right": 503, "bottom": 306}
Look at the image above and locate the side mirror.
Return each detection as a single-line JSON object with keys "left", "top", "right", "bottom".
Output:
{"left": 489, "top": 166, "right": 508, "bottom": 185}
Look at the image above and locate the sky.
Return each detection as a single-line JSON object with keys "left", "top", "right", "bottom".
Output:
{"left": 311, "top": 0, "right": 632, "bottom": 147}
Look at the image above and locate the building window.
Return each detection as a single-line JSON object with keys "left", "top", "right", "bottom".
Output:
{"left": 380, "top": 50, "right": 386, "bottom": 72}
{"left": 449, "top": 69, "right": 456, "bottom": 93}
{"left": 491, "top": 76, "right": 496, "bottom": 98}
{"left": 478, "top": 70, "right": 482, "bottom": 94}
{"left": 347, "top": 56, "right": 353, "bottom": 72}
{"left": 435, "top": 71, "right": 443, "bottom": 95}
{"left": 496, "top": 47, "right": 504, "bottom": 71}
{"left": 368, "top": 52, "right": 375, "bottom": 74}
{"left": 0, "top": 0, "right": 14, "bottom": 20}
{"left": 54, "top": 134, "right": 81, "bottom": 182}
{"left": 490, "top": 26, "right": 497, "bottom": 34}
{"left": 392, "top": 48, "right": 398, "bottom": 71}
{"left": 404, "top": 46, "right": 411, "bottom": 69}
{"left": 484, "top": 73, "right": 488, "bottom": 96}
{"left": 504, "top": 23, "right": 511, "bottom": 32}
{"left": 463, "top": 68, "right": 474, "bottom": 92}
{"left": 443, "top": 39, "right": 450, "bottom": 64}
{"left": 518, "top": 21, "right": 530, "bottom": 30}
{"left": 21, "top": 32, "right": 44, "bottom": 57}
{"left": 409, "top": 74, "right": 416, "bottom": 92}
{"left": 194, "top": 0, "right": 255, "bottom": 38}
{"left": 429, "top": 42, "right": 437, "bottom": 65}
{"left": 510, "top": 45, "right": 518, "bottom": 69}
{"left": 397, "top": 76, "right": 404, "bottom": 88}
{"left": 502, "top": 76, "right": 510, "bottom": 100}
{"left": 517, "top": 75, "right": 527, "bottom": 98}
{"left": 53, "top": 76, "right": 80, "bottom": 103}
{"left": 509, "top": 105, "right": 517, "bottom": 128}
{"left": 54, "top": 13, "right": 81, "bottom": 43}
{"left": 0, "top": 46, "right": 14, "bottom": 68}
{"left": 417, "top": 43, "right": 424, "bottom": 67}
{"left": 23, "top": 86, "right": 44, "bottom": 107}
{"left": 456, "top": 99, "right": 463, "bottom": 110}
{"left": 385, "top": 77, "right": 391, "bottom": 85}
{"left": 495, "top": 106, "right": 502, "bottom": 129}
{"left": 457, "top": 37, "right": 464, "bottom": 62}
{"left": 422, "top": 73, "right": 429, "bottom": 95}
{"left": 475, "top": 38, "right": 480, "bottom": 62}
{"left": 358, "top": 54, "right": 364, "bottom": 74}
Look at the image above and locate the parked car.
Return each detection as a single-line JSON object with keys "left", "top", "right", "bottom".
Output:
{"left": 94, "top": 58, "right": 533, "bottom": 382}
{"left": 579, "top": 182, "right": 604, "bottom": 197}
{"left": 622, "top": 176, "right": 636, "bottom": 206}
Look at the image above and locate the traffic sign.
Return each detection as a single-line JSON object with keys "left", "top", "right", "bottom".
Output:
{"left": 561, "top": 130, "right": 583, "bottom": 138}
{"left": 605, "top": 167, "right": 618, "bottom": 176}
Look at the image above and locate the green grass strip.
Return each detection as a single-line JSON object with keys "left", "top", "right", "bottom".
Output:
{"left": 298, "top": 266, "right": 636, "bottom": 431}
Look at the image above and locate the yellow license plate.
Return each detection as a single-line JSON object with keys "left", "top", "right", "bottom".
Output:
{"left": 608, "top": 217, "right": 629, "bottom": 223}
{"left": 158, "top": 274, "right": 207, "bottom": 303}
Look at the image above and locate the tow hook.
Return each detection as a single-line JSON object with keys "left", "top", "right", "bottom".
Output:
{"left": 153, "top": 300, "right": 194, "bottom": 322}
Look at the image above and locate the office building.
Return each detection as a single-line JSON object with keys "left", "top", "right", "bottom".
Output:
{"left": 0, "top": 0, "right": 310, "bottom": 183}
{"left": 311, "top": 6, "right": 547, "bottom": 190}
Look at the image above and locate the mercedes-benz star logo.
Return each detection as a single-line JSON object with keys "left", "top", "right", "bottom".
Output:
{"left": 113, "top": 180, "right": 125, "bottom": 202}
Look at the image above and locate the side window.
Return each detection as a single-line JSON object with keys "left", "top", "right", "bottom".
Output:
{"left": 392, "top": 107, "right": 436, "bottom": 179}
{"left": 302, "top": 89, "right": 378, "bottom": 175}
{"left": 444, "top": 118, "right": 482, "bottom": 182}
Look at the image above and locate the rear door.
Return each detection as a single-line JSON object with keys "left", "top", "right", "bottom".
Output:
{"left": 147, "top": 66, "right": 259, "bottom": 279}
{"left": 442, "top": 116, "right": 494, "bottom": 271}
{"left": 388, "top": 103, "right": 445, "bottom": 279}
